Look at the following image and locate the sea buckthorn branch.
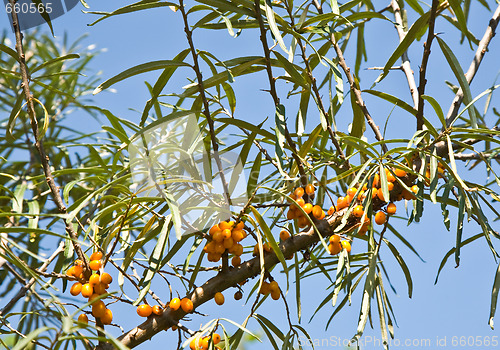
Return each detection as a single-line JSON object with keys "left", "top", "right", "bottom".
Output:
{"left": 178, "top": 0, "right": 233, "bottom": 207}
{"left": 7, "top": 0, "right": 88, "bottom": 270}
{"left": 253, "top": 0, "right": 309, "bottom": 186}
{"left": 390, "top": 0, "right": 419, "bottom": 107}
{"left": 282, "top": 1, "right": 349, "bottom": 171}
{"left": 416, "top": 0, "right": 440, "bottom": 131}
{"left": 96, "top": 209, "right": 348, "bottom": 350}
{"left": 445, "top": 3, "right": 500, "bottom": 128}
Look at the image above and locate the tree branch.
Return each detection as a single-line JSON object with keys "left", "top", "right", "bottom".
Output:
{"left": 8, "top": 0, "right": 88, "bottom": 270}
{"left": 445, "top": 3, "right": 500, "bottom": 127}
{"left": 416, "top": 0, "right": 440, "bottom": 131}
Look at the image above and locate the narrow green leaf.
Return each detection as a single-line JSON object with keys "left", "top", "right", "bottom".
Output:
{"left": 436, "top": 36, "right": 478, "bottom": 128}
{"left": 30, "top": 54, "right": 80, "bottom": 74}
{"left": 383, "top": 238, "right": 413, "bottom": 298}
{"left": 250, "top": 206, "right": 288, "bottom": 287}
{"left": 489, "top": 261, "right": 500, "bottom": 329}
{"left": 247, "top": 153, "right": 262, "bottom": 198}
{"left": 264, "top": 0, "right": 289, "bottom": 54}
{"left": 94, "top": 60, "right": 190, "bottom": 95}
{"left": 375, "top": 11, "right": 431, "bottom": 84}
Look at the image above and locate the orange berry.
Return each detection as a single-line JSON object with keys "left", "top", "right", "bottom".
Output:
{"left": 312, "top": 205, "right": 323, "bottom": 219}
{"left": 169, "top": 298, "right": 181, "bottom": 311}
{"left": 74, "top": 259, "right": 84, "bottom": 267}
{"left": 231, "top": 229, "right": 245, "bottom": 242}
{"left": 94, "top": 283, "right": 107, "bottom": 295}
{"left": 347, "top": 187, "right": 357, "bottom": 198}
{"left": 263, "top": 242, "right": 272, "bottom": 252}
{"left": 286, "top": 208, "right": 297, "bottom": 220}
{"left": 357, "top": 190, "right": 365, "bottom": 200}
{"left": 271, "top": 289, "right": 280, "bottom": 300}
{"left": 377, "top": 188, "right": 387, "bottom": 202}
{"left": 374, "top": 211, "right": 387, "bottom": 225}
{"left": 137, "top": 304, "right": 153, "bottom": 317}
{"left": 337, "top": 196, "right": 348, "bottom": 209}
{"left": 373, "top": 173, "right": 380, "bottom": 187}
{"left": 329, "top": 234, "right": 341, "bottom": 245}
{"left": 295, "top": 197, "right": 305, "bottom": 208}
{"left": 90, "top": 252, "right": 103, "bottom": 261}
{"left": 305, "top": 184, "right": 315, "bottom": 195}
{"left": 394, "top": 168, "right": 407, "bottom": 177}
{"left": 201, "top": 337, "right": 209, "bottom": 349}
{"left": 152, "top": 305, "right": 163, "bottom": 316}
{"left": 77, "top": 313, "right": 88, "bottom": 324}
{"left": 88, "top": 293, "right": 100, "bottom": 302}
{"left": 222, "top": 229, "right": 232, "bottom": 240}
{"left": 235, "top": 221, "right": 245, "bottom": 230}
{"left": 181, "top": 298, "right": 194, "bottom": 313}
{"left": 318, "top": 210, "right": 325, "bottom": 220}
{"left": 387, "top": 182, "right": 394, "bottom": 191}
{"left": 269, "top": 281, "right": 279, "bottom": 292}
{"left": 231, "top": 256, "right": 241, "bottom": 267}
{"left": 298, "top": 215, "right": 309, "bottom": 228}
{"left": 92, "top": 300, "right": 106, "bottom": 318}
{"left": 327, "top": 206, "right": 336, "bottom": 216}
{"left": 209, "top": 224, "right": 220, "bottom": 235}
{"left": 302, "top": 203, "right": 313, "bottom": 214}
{"left": 387, "top": 202, "right": 397, "bottom": 215}
{"left": 100, "top": 308, "right": 113, "bottom": 325}
{"left": 89, "top": 274, "right": 100, "bottom": 286}
{"left": 294, "top": 187, "right": 304, "bottom": 198}
{"left": 81, "top": 283, "right": 93, "bottom": 298}
{"left": 66, "top": 265, "right": 82, "bottom": 278}
{"left": 411, "top": 184, "right": 419, "bottom": 194}
{"left": 223, "top": 237, "right": 234, "bottom": 249}
{"left": 279, "top": 230, "right": 290, "bottom": 241}
{"left": 212, "top": 333, "right": 221, "bottom": 344}
{"left": 232, "top": 243, "right": 244, "bottom": 256}
{"left": 372, "top": 188, "right": 378, "bottom": 199}
{"left": 341, "top": 240, "right": 351, "bottom": 253}
{"left": 385, "top": 168, "right": 396, "bottom": 182}
{"left": 353, "top": 205, "right": 364, "bottom": 218}
{"left": 100, "top": 272, "right": 113, "bottom": 285}
{"left": 213, "top": 230, "right": 224, "bottom": 243}
{"left": 190, "top": 338, "right": 200, "bottom": 350}
{"left": 214, "top": 292, "right": 225, "bottom": 305}
{"left": 70, "top": 282, "right": 82, "bottom": 296}
{"left": 89, "top": 260, "right": 102, "bottom": 271}
{"left": 327, "top": 242, "right": 342, "bottom": 255}
{"left": 215, "top": 243, "right": 225, "bottom": 254}
{"left": 219, "top": 221, "right": 233, "bottom": 230}
{"left": 259, "top": 281, "right": 271, "bottom": 295}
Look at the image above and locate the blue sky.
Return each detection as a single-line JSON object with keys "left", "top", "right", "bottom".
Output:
{"left": 2, "top": 1, "right": 500, "bottom": 349}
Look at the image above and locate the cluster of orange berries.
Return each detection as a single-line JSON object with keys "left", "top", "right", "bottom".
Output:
{"left": 66, "top": 252, "right": 113, "bottom": 325}
{"left": 136, "top": 297, "right": 194, "bottom": 318}
{"left": 327, "top": 234, "right": 351, "bottom": 255}
{"left": 259, "top": 279, "right": 281, "bottom": 300}
{"left": 189, "top": 333, "right": 222, "bottom": 350}
{"left": 203, "top": 220, "right": 246, "bottom": 265}
{"left": 287, "top": 184, "right": 326, "bottom": 228}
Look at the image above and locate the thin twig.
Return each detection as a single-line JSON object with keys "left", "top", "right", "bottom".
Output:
{"left": 283, "top": 1, "right": 349, "bottom": 170}
{"left": 8, "top": 0, "right": 88, "bottom": 269}
{"left": 178, "top": 0, "right": 233, "bottom": 207}
{"left": 416, "top": 0, "right": 440, "bottom": 131}
{"left": 445, "top": 3, "right": 500, "bottom": 127}
{"left": 329, "top": 33, "right": 388, "bottom": 153}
